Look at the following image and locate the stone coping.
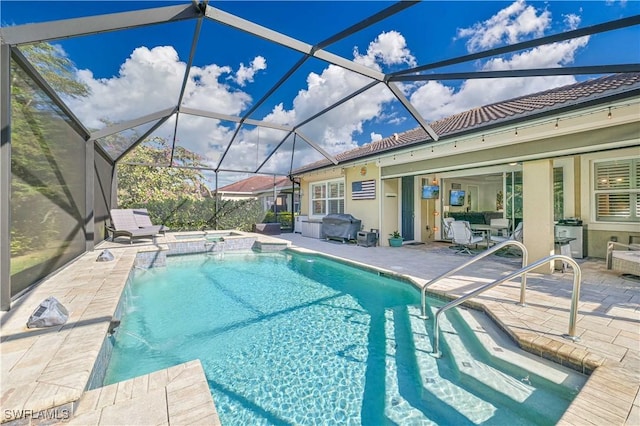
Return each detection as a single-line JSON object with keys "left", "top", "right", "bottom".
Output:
{"left": 68, "top": 360, "right": 220, "bottom": 426}
{"left": 287, "top": 246, "right": 603, "bottom": 373}
{"left": 1, "top": 233, "right": 637, "bottom": 425}
{"left": 1, "top": 248, "right": 138, "bottom": 423}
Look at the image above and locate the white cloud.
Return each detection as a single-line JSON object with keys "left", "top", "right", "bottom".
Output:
{"left": 410, "top": 1, "right": 588, "bottom": 122}
{"left": 232, "top": 56, "right": 267, "bottom": 87}
{"left": 456, "top": 0, "right": 550, "bottom": 52}
{"left": 68, "top": 46, "right": 252, "bottom": 130}
{"left": 60, "top": 1, "right": 594, "bottom": 179}
{"left": 563, "top": 13, "right": 581, "bottom": 31}
{"left": 353, "top": 30, "right": 416, "bottom": 69}
{"left": 267, "top": 31, "right": 416, "bottom": 159}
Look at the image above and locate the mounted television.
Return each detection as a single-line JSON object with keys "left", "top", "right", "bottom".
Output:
{"left": 449, "top": 189, "right": 466, "bottom": 206}
{"left": 421, "top": 185, "right": 440, "bottom": 199}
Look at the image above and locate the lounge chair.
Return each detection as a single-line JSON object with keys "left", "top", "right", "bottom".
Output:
{"left": 606, "top": 241, "right": 640, "bottom": 279}
{"left": 107, "top": 209, "right": 164, "bottom": 244}
{"left": 132, "top": 208, "right": 169, "bottom": 233}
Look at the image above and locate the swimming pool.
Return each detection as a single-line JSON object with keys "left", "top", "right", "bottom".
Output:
{"left": 104, "top": 251, "right": 585, "bottom": 425}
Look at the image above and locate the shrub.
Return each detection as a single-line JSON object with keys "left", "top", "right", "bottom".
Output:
{"left": 125, "top": 198, "right": 265, "bottom": 232}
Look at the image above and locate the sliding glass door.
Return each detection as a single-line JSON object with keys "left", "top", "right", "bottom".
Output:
{"left": 505, "top": 171, "right": 523, "bottom": 232}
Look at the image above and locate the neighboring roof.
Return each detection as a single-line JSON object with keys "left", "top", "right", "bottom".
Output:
{"left": 293, "top": 72, "right": 640, "bottom": 174}
{"left": 216, "top": 175, "right": 290, "bottom": 194}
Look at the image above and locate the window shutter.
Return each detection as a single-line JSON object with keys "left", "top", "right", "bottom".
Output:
{"left": 595, "top": 161, "right": 630, "bottom": 190}
{"left": 596, "top": 193, "right": 631, "bottom": 218}
{"left": 594, "top": 159, "right": 638, "bottom": 222}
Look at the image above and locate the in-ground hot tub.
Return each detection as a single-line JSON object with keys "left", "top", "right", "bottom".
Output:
{"left": 166, "top": 231, "right": 256, "bottom": 255}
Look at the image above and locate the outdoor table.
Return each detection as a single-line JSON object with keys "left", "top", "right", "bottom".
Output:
{"left": 470, "top": 224, "right": 510, "bottom": 248}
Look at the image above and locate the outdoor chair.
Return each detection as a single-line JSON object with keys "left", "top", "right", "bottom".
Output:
{"left": 489, "top": 218, "right": 510, "bottom": 236}
{"left": 490, "top": 221, "right": 523, "bottom": 245}
{"left": 132, "top": 208, "right": 169, "bottom": 233}
{"left": 442, "top": 217, "right": 455, "bottom": 242}
{"left": 107, "top": 209, "right": 164, "bottom": 244}
{"left": 450, "top": 220, "right": 484, "bottom": 255}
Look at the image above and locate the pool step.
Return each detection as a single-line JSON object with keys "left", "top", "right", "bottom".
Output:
{"left": 454, "top": 308, "right": 586, "bottom": 390}
{"left": 404, "top": 307, "right": 502, "bottom": 425}
{"left": 383, "top": 308, "right": 437, "bottom": 425}
{"left": 424, "top": 305, "right": 579, "bottom": 424}
{"left": 384, "top": 304, "right": 581, "bottom": 425}
{"left": 384, "top": 306, "right": 507, "bottom": 425}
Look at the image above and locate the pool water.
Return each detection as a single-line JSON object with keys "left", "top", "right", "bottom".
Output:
{"left": 104, "top": 251, "right": 584, "bottom": 425}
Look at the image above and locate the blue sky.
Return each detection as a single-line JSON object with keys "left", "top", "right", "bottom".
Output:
{"left": 2, "top": 0, "right": 639, "bottom": 177}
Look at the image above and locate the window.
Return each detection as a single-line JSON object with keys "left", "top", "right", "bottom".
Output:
{"left": 310, "top": 180, "right": 344, "bottom": 216}
{"left": 594, "top": 158, "right": 639, "bottom": 222}
{"left": 553, "top": 167, "right": 564, "bottom": 221}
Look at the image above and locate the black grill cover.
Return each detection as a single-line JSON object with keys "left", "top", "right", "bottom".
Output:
{"left": 322, "top": 214, "right": 362, "bottom": 241}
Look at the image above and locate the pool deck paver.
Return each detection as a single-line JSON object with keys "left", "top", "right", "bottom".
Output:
{"left": 68, "top": 360, "right": 220, "bottom": 426}
{"left": 0, "top": 232, "right": 638, "bottom": 425}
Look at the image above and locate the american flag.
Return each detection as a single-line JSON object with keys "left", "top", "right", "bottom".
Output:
{"left": 352, "top": 180, "right": 376, "bottom": 200}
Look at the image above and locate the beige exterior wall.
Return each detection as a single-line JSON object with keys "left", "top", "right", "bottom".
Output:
{"left": 343, "top": 164, "right": 380, "bottom": 232}
{"left": 295, "top": 100, "right": 639, "bottom": 255}
{"left": 381, "top": 178, "right": 400, "bottom": 246}
{"left": 523, "top": 160, "right": 555, "bottom": 273}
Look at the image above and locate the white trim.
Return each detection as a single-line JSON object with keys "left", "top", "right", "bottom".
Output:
{"left": 308, "top": 178, "right": 345, "bottom": 219}
{"left": 581, "top": 147, "right": 640, "bottom": 229}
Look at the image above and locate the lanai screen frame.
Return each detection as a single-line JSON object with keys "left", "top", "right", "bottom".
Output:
{"left": 1, "top": 1, "right": 639, "bottom": 310}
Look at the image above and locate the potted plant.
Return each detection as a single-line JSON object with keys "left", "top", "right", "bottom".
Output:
{"left": 388, "top": 231, "right": 403, "bottom": 247}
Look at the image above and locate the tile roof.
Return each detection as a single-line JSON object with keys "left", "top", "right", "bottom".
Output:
{"left": 217, "top": 175, "right": 290, "bottom": 193}
{"left": 294, "top": 73, "right": 640, "bottom": 174}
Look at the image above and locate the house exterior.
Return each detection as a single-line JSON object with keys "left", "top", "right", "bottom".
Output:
{"left": 216, "top": 175, "right": 297, "bottom": 213}
{"left": 293, "top": 73, "right": 640, "bottom": 271}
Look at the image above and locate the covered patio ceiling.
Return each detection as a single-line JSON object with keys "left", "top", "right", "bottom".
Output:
{"left": 2, "top": 1, "right": 639, "bottom": 182}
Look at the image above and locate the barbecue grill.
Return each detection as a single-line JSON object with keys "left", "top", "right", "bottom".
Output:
{"left": 322, "top": 214, "right": 362, "bottom": 243}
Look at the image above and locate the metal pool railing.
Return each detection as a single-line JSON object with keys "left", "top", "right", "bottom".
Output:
{"left": 431, "top": 254, "right": 582, "bottom": 358}
{"left": 420, "top": 240, "right": 529, "bottom": 319}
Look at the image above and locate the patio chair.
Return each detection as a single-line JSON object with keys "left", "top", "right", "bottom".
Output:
{"left": 442, "top": 217, "right": 455, "bottom": 242}
{"left": 450, "top": 220, "right": 484, "bottom": 255}
{"left": 107, "top": 209, "right": 164, "bottom": 244}
{"left": 490, "top": 221, "right": 523, "bottom": 245}
{"left": 132, "top": 208, "right": 169, "bottom": 233}
{"left": 489, "top": 218, "right": 510, "bottom": 237}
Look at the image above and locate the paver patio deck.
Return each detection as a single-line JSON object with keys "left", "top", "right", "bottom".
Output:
{"left": 1, "top": 232, "right": 638, "bottom": 425}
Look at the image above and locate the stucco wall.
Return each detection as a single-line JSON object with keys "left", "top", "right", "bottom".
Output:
{"left": 523, "top": 160, "right": 555, "bottom": 273}
{"left": 381, "top": 179, "right": 400, "bottom": 246}
{"left": 342, "top": 164, "right": 379, "bottom": 232}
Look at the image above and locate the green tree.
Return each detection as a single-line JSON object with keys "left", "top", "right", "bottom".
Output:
{"left": 116, "top": 136, "right": 211, "bottom": 206}
{"left": 17, "top": 42, "right": 90, "bottom": 99}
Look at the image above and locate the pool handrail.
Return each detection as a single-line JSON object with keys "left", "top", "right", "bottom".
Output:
{"left": 431, "top": 254, "right": 582, "bottom": 358}
{"left": 420, "top": 240, "right": 528, "bottom": 319}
